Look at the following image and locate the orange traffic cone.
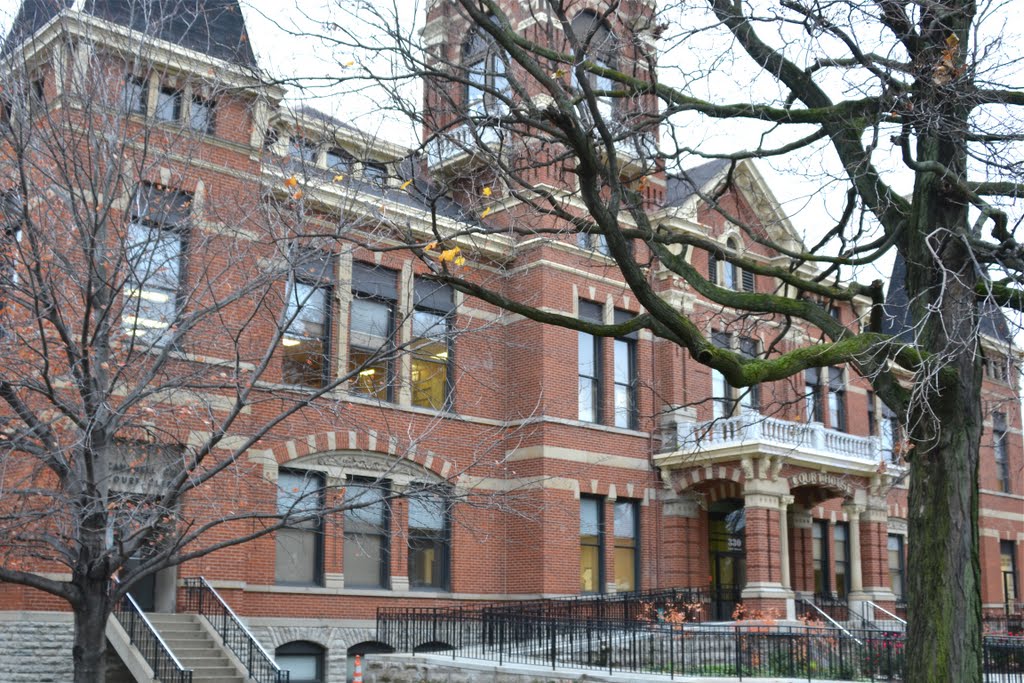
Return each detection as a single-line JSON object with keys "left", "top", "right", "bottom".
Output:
{"left": 353, "top": 654, "right": 363, "bottom": 683}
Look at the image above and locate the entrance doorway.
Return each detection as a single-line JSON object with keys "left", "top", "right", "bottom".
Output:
{"left": 708, "top": 499, "right": 745, "bottom": 620}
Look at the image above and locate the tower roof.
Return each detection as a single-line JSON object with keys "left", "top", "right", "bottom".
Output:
{"left": 4, "top": 0, "right": 257, "bottom": 68}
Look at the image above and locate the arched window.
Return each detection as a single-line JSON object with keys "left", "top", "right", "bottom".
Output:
{"left": 722, "top": 238, "right": 740, "bottom": 290}
{"left": 570, "top": 11, "right": 618, "bottom": 122}
{"left": 276, "top": 641, "right": 325, "bottom": 683}
{"left": 463, "top": 17, "right": 509, "bottom": 118}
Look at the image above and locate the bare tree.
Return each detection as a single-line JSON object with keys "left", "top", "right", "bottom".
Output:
{"left": 0, "top": 7, "right": 541, "bottom": 682}
{"left": 290, "top": 0, "right": 1024, "bottom": 680}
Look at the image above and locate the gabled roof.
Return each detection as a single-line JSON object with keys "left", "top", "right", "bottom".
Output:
{"left": 882, "top": 252, "right": 1012, "bottom": 343}
{"left": 4, "top": 0, "right": 257, "bottom": 68}
{"left": 665, "top": 159, "right": 731, "bottom": 209}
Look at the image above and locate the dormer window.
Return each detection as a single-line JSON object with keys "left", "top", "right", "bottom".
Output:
{"left": 289, "top": 137, "right": 318, "bottom": 165}
{"left": 708, "top": 239, "right": 756, "bottom": 292}
{"left": 188, "top": 96, "right": 215, "bottom": 134}
{"left": 326, "top": 147, "right": 353, "bottom": 174}
{"left": 154, "top": 87, "right": 181, "bottom": 123}
{"left": 363, "top": 161, "right": 388, "bottom": 187}
{"left": 123, "top": 76, "right": 147, "bottom": 115}
{"left": 463, "top": 17, "right": 509, "bottom": 118}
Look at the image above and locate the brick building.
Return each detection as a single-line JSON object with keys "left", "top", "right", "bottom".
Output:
{"left": 0, "top": 0, "right": 1020, "bottom": 682}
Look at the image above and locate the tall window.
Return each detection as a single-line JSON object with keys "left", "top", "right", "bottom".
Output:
{"left": 994, "top": 412, "right": 1011, "bottom": 493}
{"left": 289, "top": 137, "right": 318, "bottom": 166}
{"left": 613, "top": 310, "right": 637, "bottom": 429}
{"left": 613, "top": 500, "right": 638, "bottom": 592}
{"left": 123, "top": 186, "right": 188, "bottom": 346}
{"left": 282, "top": 251, "right": 333, "bottom": 387}
{"left": 407, "top": 487, "right": 450, "bottom": 590}
{"left": 463, "top": 17, "right": 509, "bottom": 118}
{"left": 834, "top": 522, "right": 850, "bottom": 597}
{"left": 1, "top": 191, "right": 22, "bottom": 292}
{"left": 711, "top": 332, "right": 733, "bottom": 419}
{"left": 828, "top": 367, "right": 847, "bottom": 431}
{"left": 154, "top": 87, "right": 181, "bottom": 122}
{"left": 737, "top": 336, "right": 760, "bottom": 413}
{"left": 343, "top": 479, "right": 389, "bottom": 588}
{"left": 570, "top": 11, "right": 617, "bottom": 123}
{"left": 580, "top": 496, "right": 603, "bottom": 593}
{"left": 712, "top": 333, "right": 759, "bottom": 418}
{"left": 188, "top": 96, "right": 215, "bottom": 134}
{"left": 327, "top": 147, "right": 353, "bottom": 174}
{"left": 1001, "top": 541, "right": 1018, "bottom": 614}
{"left": 888, "top": 534, "right": 905, "bottom": 600}
{"left": 722, "top": 240, "right": 739, "bottom": 290}
{"left": 275, "top": 641, "right": 324, "bottom": 683}
{"left": 805, "top": 368, "right": 824, "bottom": 423}
{"left": 812, "top": 520, "right": 829, "bottom": 594}
{"left": 275, "top": 470, "right": 323, "bottom": 586}
{"left": 349, "top": 264, "right": 397, "bottom": 400}
{"left": 411, "top": 279, "right": 454, "bottom": 410}
{"left": 123, "top": 76, "right": 147, "bottom": 115}
{"left": 578, "top": 301, "right": 602, "bottom": 423}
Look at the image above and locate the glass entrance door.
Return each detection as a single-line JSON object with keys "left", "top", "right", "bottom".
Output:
{"left": 708, "top": 499, "right": 746, "bottom": 621}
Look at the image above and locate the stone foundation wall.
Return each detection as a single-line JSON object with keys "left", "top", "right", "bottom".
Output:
{"left": 362, "top": 654, "right": 684, "bottom": 683}
{"left": 0, "top": 611, "right": 140, "bottom": 683}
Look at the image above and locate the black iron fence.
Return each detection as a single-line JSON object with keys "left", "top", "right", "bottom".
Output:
{"left": 181, "top": 577, "right": 289, "bottom": 683}
{"left": 378, "top": 606, "right": 1024, "bottom": 681}
{"left": 478, "top": 587, "right": 710, "bottom": 626}
{"left": 112, "top": 590, "right": 193, "bottom": 683}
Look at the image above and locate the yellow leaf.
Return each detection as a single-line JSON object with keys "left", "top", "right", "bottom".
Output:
{"left": 480, "top": 206, "right": 491, "bottom": 218}
{"left": 284, "top": 176, "right": 298, "bottom": 188}
{"left": 440, "top": 246, "right": 461, "bottom": 262}
{"left": 333, "top": 174, "right": 345, "bottom": 182}
{"left": 425, "top": 241, "right": 438, "bottom": 251}
{"left": 400, "top": 179, "right": 413, "bottom": 191}
{"left": 343, "top": 60, "right": 355, "bottom": 67}
{"left": 552, "top": 68, "right": 566, "bottom": 78}
{"left": 292, "top": 190, "right": 304, "bottom": 200}
{"left": 945, "top": 34, "right": 960, "bottom": 49}
{"left": 454, "top": 256, "right": 466, "bottom": 266}
{"left": 482, "top": 186, "right": 492, "bottom": 197}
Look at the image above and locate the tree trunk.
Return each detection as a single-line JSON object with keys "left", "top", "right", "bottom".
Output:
{"left": 902, "top": 130, "right": 983, "bottom": 681}
{"left": 72, "top": 578, "right": 112, "bottom": 683}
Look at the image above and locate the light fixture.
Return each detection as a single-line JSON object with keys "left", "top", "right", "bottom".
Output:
{"left": 281, "top": 337, "right": 301, "bottom": 347}
{"left": 359, "top": 368, "right": 377, "bottom": 377}
{"left": 125, "top": 288, "right": 170, "bottom": 303}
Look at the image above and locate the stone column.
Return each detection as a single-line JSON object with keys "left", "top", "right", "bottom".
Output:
{"left": 741, "top": 480, "right": 793, "bottom": 617}
{"left": 661, "top": 490, "right": 702, "bottom": 588}
{"left": 843, "top": 502, "right": 866, "bottom": 622}
{"left": 788, "top": 505, "right": 813, "bottom": 596}
{"left": 779, "top": 495, "right": 795, "bottom": 620}
{"left": 860, "top": 499, "right": 898, "bottom": 613}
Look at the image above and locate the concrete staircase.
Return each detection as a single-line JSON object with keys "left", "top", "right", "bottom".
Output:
{"left": 145, "top": 613, "right": 247, "bottom": 683}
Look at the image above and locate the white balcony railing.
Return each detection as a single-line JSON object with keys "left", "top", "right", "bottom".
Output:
{"left": 664, "top": 412, "right": 889, "bottom": 466}
{"left": 425, "top": 122, "right": 506, "bottom": 167}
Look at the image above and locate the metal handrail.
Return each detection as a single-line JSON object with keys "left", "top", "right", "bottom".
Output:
{"left": 111, "top": 579, "right": 193, "bottom": 683}
{"left": 182, "top": 577, "right": 288, "bottom": 683}
{"left": 799, "top": 597, "right": 862, "bottom": 645}
{"left": 865, "top": 599, "right": 906, "bottom": 626}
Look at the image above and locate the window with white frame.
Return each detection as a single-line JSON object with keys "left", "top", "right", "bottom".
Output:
{"left": 122, "top": 76, "right": 147, "bottom": 115}
{"left": 154, "top": 86, "right": 181, "bottom": 122}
